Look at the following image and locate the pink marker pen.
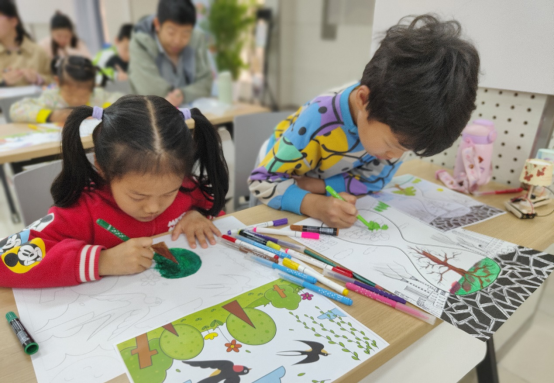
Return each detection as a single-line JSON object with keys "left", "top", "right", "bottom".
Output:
{"left": 345, "top": 283, "right": 436, "bottom": 325}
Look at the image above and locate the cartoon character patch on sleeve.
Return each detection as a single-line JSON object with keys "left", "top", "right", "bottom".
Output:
{"left": 25, "top": 213, "right": 54, "bottom": 232}
{"left": 2, "top": 238, "right": 46, "bottom": 274}
{"left": 0, "top": 230, "right": 30, "bottom": 253}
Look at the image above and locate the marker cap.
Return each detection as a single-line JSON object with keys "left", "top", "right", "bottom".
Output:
{"left": 273, "top": 218, "right": 288, "bottom": 226}
{"left": 266, "top": 241, "right": 281, "bottom": 251}
{"left": 282, "top": 258, "right": 299, "bottom": 270}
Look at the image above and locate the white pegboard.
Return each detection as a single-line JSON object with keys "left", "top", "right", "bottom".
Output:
{"left": 405, "top": 87, "right": 548, "bottom": 185}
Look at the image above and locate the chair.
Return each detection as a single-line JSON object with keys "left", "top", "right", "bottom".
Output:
{"left": 232, "top": 111, "right": 294, "bottom": 211}
{"left": 13, "top": 153, "right": 94, "bottom": 226}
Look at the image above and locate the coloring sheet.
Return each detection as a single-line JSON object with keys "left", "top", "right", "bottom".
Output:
{"left": 12, "top": 217, "right": 282, "bottom": 383}
{"left": 374, "top": 174, "right": 505, "bottom": 231}
{"left": 291, "top": 196, "right": 554, "bottom": 341}
{"left": 116, "top": 278, "right": 387, "bottom": 383}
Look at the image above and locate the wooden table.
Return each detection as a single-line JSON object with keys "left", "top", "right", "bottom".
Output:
{"left": 1, "top": 159, "right": 552, "bottom": 383}
{"left": 0, "top": 103, "right": 270, "bottom": 165}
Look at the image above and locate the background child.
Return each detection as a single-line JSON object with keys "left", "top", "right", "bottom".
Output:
{"left": 39, "top": 11, "right": 90, "bottom": 60}
{"left": 248, "top": 15, "right": 480, "bottom": 228}
{"left": 0, "top": 0, "right": 51, "bottom": 86}
{"left": 129, "top": 0, "right": 212, "bottom": 106}
{"left": 10, "top": 56, "right": 119, "bottom": 123}
{"left": 0, "top": 95, "right": 229, "bottom": 288}
{"left": 94, "top": 23, "right": 133, "bottom": 82}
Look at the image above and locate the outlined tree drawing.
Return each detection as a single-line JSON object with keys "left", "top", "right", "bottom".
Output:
{"left": 392, "top": 184, "right": 416, "bottom": 196}
{"left": 409, "top": 247, "right": 500, "bottom": 295}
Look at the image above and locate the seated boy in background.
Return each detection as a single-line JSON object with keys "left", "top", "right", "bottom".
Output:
{"left": 248, "top": 15, "right": 480, "bottom": 228}
{"left": 93, "top": 23, "right": 133, "bottom": 82}
{"left": 129, "top": 0, "right": 212, "bottom": 106}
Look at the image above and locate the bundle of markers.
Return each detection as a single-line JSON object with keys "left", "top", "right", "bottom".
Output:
{"left": 222, "top": 218, "right": 435, "bottom": 325}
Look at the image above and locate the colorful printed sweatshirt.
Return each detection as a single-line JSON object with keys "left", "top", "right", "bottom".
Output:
{"left": 0, "top": 180, "right": 215, "bottom": 288}
{"left": 9, "top": 88, "right": 122, "bottom": 123}
{"left": 248, "top": 83, "right": 403, "bottom": 215}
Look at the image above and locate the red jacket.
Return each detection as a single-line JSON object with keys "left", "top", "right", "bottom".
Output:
{"left": 0, "top": 180, "right": 215, "bottom": 288}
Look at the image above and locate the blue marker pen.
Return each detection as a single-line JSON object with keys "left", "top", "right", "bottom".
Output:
{"left": 249, "top": 256, "right": 317, "bottom": 284}
{"left": 277, "top": 273, "right": 353, "bottom": 306}
{"left": 235, "top": 236, "right": 291, "bottom": 260}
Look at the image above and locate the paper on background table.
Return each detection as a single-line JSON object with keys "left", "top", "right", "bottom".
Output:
{"left": 0, "top": 85, "right": 41, "bottom": 98}
{"left": 13, "top": 216, "right": 280, "bottom": 383}
{"left": 375, "top": 174, "right": 505, "bottom": 231}
{"left": 290, "top": 195, "right": 554, "bottom": 341}
{"left": 115, "top": 279, "right": 388, "bottom": 383}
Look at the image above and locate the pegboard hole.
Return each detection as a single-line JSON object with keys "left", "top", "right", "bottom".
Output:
{"left": 524, "top": 121, "right": 528, "bottom": 125}
{"left": 513, "top": 158, "right": 518, "bottom": 161}
{"left": 514, "top": 93, "right": 519, "bottom": 97}
{"left": 508, "top": 118, "right": 512, "bottom": 122}
{"left": 493, "top": 116, "right": 497, "bottom": 119}
{"left": 481, "top": 101, "right": 485, "bottom": 105}
{"left": 520, "top": 133, "right": 524, "bottom": 137}
{"left": 495, "top": 165, "right": 499, "bottom": 169}
{"left": 507, "top": 180, "right": 511, "bottom": 184}
{"left": 511, "top": 105, "right": 515, "bottom": 109}
{"left": 501, "top": 142, "right": 505, "bottom": 146}
{"left": 493, "top": 176, "right": 496, "bottom": 180}
{"left": 510, "top": 169, "right": 514, "bottom": 173}
{"left": 531, "top": 95, "right": 535, "bottom": 99}
{"left": 517, "top": 146, "right": 521, "bottom": 150}
{"left": 484, "top": 89, "right": 488, "bottom": 92}
{"left": 495, "top": 103, "right": 499, "bottom": 107}
{"left": 527, "top": 108, "right": 532, "bottom": 112}
{"left": 504, "top": 130, "right": 508, "bottom": 134}
{"left": 479, "top": 113, "right": 482, "bottom": 117}
{"left": 499, "top": 91, "right": 503, "bottom": 95}
{"left": 498, "top": 154, "right": 502, "bottom": 158}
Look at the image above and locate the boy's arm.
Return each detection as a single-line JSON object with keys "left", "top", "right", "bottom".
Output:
{"left": 9, "top": 92, "right": 53, "bottom": 123}
{"left": 179, "top": 34, "right": 213, "bottom": 103}
{"left": 323, "top": 157, "right": 404, "bottom": 196}
{"left": 0, "top": 209, "right": 103, "bottom": 288}
{"left": 128, "top": 36, "right": 172, "bottom": 97}
{"left": 248, "top": 109, "right": 319, "bottom": 215}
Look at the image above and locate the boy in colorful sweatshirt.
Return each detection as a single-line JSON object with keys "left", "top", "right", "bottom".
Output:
{"left": 248, "top": 15, "right": 480, "bottom": 228}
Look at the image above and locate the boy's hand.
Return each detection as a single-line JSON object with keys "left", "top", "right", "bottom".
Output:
{"left": 2, "top": 68, "right": 23, "bottom": 85}
{"left": 49, "top": 109, "right": 72, "bottom": 123}
{"left": 293, "top": 175, "right": 326, "bottom": 194}
{"left": 115, "top": 65, "right": 128, "bottom": 81}
{"left": 98, "top": 237, "right": 154, "bottom": 276}
{"left": 301, "top": 193, "right": 358, "bottom": 228}
{"left": 165, "top": 89, "right": 184, "bottom": 107}
{"left": 171, "top": 210, "right": 221, "bottom": 249}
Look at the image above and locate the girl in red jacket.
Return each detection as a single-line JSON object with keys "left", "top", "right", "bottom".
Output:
{"left": 0, "top": 95, "right": 228, "bottom": 288}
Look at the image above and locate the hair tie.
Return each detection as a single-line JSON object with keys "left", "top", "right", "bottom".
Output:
{"left": 179, "top": 108, "right": 191, "bottom": 120}
{"left": 92, "top": 106, "right": 103, "bottom": 120}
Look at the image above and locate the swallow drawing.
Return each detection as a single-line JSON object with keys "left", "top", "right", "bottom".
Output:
{"left": 276, "top": 340, "right": 329, "bottom": 365}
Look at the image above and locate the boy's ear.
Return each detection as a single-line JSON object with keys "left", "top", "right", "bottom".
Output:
{"left": 353, "top": 85, "right": 371, "bottom": 110}
{"left": 153, "top": 17, "right": 160, "bottom": 33}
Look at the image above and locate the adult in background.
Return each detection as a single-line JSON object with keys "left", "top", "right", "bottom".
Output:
{"left": 0, "top": 0, "right": 51, "bottom": 86}
{"left": 129, "top": 0, "right": 212, "bottom": 106}
{"left": 39, "top": 11, "right": 90, "bottom": 60}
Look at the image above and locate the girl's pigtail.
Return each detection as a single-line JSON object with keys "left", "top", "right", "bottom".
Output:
{"left": 51, "top": 106, "right": 104, "bottom": 207}
{"left": 189, "top": 108, "right": 229, "bottom": 216}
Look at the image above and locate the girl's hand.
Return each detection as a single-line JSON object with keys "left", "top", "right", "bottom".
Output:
{"left": 98, "top": 237, "right": 155, "bottom": 276}
{"left": 171, "top": 210, "right": 221, "bottom": 249}
{"left": 2, "top": 68, "right": 23, "bottom": 85}
{"left": 165, "top": 89, "right": 184, "bottom": 107}
{"left": 49, "top": 109, "right": 72, "bottom": 123}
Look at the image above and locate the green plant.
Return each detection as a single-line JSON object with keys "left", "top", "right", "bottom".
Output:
{"left": 204, "top": 0, "right": 256, "bottom": 80}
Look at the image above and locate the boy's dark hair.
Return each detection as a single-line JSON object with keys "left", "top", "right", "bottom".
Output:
{"left": 50, "top": 11, "right": 78, "bottom": 54}
{"left": 361, "top": 14, "right": 480, "bottom": 157}
{"left": 51, "top": 55, "right": 108, "bottom": 88}
{"left": 157, "top": 0, "right": 196, "bottom": 26}
{"left": 117, "top": 23, "right": 133, "bottom": 41}
{"left": 51, "top": 95, "right": 229, "bottom": 217}
{"left": 0, "top": 0, "right": 32, "bottom": 45}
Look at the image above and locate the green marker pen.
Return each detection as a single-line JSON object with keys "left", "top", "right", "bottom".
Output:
{"left": 6, "top": 312, "right": 38, "bottom": 355}
{"left": 325, "top": 185, "right": 373, "bottom": 228}
{"left": 96, "top": 219, "right": 130, "bottom": 241}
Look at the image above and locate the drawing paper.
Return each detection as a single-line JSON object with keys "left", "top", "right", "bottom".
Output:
{"left": 375, "top": 174, "right": 505, "bottom": 231}
{"left": 291, "top": 195, "right": 554, "bottom": 340}
{"left": 116, "top": 279, "right": 387, "bottom": 383}
{"left": 12, "top": 217, "right": 279, "bottom": 383}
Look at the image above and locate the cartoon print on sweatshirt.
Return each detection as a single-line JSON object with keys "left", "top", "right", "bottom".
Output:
{"left": 0, "top": 229, "right": 30, "bottom": 253}
{"left": 2, "top": 238, "right": 46, "bottom": 273}
{"left": 25, "top": 213, "right": 54, "bottom": 232}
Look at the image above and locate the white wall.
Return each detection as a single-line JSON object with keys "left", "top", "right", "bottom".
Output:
{"left": 276, "top": 0, "right": 375, "bottom": 107}
{"left": 15, "top": 0, "right": 76, "bottom": 41}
